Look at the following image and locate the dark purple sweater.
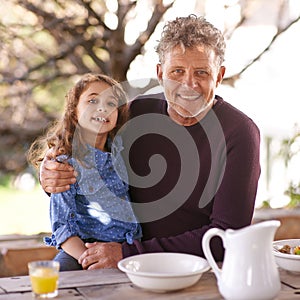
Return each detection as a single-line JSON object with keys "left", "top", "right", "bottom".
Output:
{"left": 121, "top": 93, "right": 260, "bottom": 261}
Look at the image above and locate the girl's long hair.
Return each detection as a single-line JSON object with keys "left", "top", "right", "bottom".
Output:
{"left": 27, "top": 73, "right": 129, "bottom": 169}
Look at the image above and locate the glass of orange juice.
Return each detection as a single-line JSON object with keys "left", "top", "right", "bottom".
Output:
{"left": 28, "top": 260, "right": 60, "bottom": 298}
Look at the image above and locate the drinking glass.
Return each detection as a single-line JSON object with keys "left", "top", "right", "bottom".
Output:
{"left": 28, "top": 260, "right": 60, "bottom": 298}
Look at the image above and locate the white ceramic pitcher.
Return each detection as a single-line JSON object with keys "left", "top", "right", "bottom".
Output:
{"left": 202, "top": 220, "right": 281, "bottom": 300}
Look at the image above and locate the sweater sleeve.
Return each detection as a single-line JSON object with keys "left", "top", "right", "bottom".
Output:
{"left": 122, "top": 117, "right": 261, "bottom": 261}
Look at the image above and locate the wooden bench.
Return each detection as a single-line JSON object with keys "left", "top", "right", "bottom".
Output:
{"left": 253, "top": 208, "right": 300, "bottom": 240}
{"left": 0, "top": 234, "right": 57, "bottom": 277}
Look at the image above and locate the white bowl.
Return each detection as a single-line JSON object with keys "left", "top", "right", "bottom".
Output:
{"left": 273, "top": 239, "right": 300, "bottom": 273}
{"left": 117, "top": 252, "right": 210, "bottom": 292}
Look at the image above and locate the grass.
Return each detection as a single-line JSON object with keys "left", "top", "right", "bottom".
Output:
{"left": 0, "top": 185, "right": 51, "bottom": 235}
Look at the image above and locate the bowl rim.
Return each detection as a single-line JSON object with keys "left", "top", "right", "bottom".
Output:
{"left": 273, "top": 239, "right": 300, "bottom": 260}
{"left": 118, "top": 252, "right": 210, "bottom": 278}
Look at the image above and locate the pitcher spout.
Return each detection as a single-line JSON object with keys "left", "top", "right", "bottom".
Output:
{"left": 228, "top": 220, "right": 281, "bottom": 239}
{"left": 246, "top": 219, "right": 281, "bottom": 240}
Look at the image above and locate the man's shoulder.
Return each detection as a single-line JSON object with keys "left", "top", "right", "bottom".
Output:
{"left": 215, "top": 96, "right": 256, "bottom": 123}
{"left": 131, "top": 92, "right": 165, "bottom": 102}
{"left": 129, "top": 92, "right": 166, "bottom": 116}
{"left": 214, "top": 96, "right": 260, "bottom": 134}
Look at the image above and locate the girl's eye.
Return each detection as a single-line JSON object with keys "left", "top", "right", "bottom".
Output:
{"left": 108, "top": 101, "right": 117, "bottom": 107}
{"left": 89, "top": 98, "right": 97, "bottom": 104}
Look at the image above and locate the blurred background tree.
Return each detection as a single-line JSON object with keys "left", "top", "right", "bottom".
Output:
{"left": 0, "top": 0, "right": 174, "bottom": 175}
{"left": 0, "top": 0, "right": 299, "bottom": 177}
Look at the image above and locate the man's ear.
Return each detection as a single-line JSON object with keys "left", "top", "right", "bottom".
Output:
{"left": 156, "top": 63, "right": 163, "bottom": 85}
{"left": 216, "top": 66, "right": 226, "bottom": 87}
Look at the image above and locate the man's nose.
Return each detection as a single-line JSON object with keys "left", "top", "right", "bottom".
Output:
{"left": 182, "top": 73, "right": 198, "bottom": 88}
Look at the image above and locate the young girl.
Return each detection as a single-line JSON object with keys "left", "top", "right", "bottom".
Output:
{"left": 28, "top": 73, "right": 142, "bottom": 271}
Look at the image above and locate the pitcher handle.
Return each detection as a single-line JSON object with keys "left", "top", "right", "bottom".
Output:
{"left": 202, "top": 228, "right": 225, "bottom": 281}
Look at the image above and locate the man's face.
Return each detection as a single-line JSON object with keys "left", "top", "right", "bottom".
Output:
{"left": 157, "top": 45, "right": 225, "bottom": 125}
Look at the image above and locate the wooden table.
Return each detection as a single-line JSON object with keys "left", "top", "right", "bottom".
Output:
{"left": 0, "top": 267, "right": 299, "bottom": 299}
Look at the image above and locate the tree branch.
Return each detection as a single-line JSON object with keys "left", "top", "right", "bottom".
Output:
{"left": 223, "top": 16, "right": 300, "bottom": 86}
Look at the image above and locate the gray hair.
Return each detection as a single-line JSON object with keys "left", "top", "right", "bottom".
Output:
{"left": 156, "top": 15, "right": 226, "bottom": 67}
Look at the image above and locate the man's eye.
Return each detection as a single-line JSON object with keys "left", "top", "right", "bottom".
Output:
{"left": 196, "top": 70, "right": 208, "bottom": 76}
{"left": 174, "top": 69, "right": 183, "bottom": 73}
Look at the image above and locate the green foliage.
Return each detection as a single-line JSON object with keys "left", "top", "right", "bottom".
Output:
{"left": 285, "top": 182, "right": 300, "bottom": 208}
{"left": 279, "top": 126, "right": 300, "bottom": 208}
{"left": 0, "top": 184, "right": 50, "bottom": 235}
{"left": 33, "top": 77, "right": 77, "bottom": 114}
{"left": 261, "top": 200, "right": 271, "bottom": 209}
{"left": 279, "top": 127, "right": 300, "bottom": 168}
{"left": 0, "top": 174, "right": 12, "bottom": 188}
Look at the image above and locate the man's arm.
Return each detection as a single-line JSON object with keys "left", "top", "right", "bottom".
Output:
{"left": 40, "top": 149, "right": 77, "bottom": 194}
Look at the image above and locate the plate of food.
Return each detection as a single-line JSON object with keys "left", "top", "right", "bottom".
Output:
{"left": 273, "top": 239, "right": 300, "bottom": 273}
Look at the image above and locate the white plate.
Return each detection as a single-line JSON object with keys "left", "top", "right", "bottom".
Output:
{"left": 118, "top": 252, "right": 210, "bottom": 292}
{"left": 273, "top": 239, "right": 300, "bottom": 273}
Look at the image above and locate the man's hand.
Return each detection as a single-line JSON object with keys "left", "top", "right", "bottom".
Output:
{"left": 78, "top": 242, "right": 123, "bottom": 270}
{"left": 40, "top": 148, "right": 77, "bottom": 194}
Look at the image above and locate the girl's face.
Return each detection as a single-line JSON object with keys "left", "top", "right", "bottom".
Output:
{"left": 76, "top": 81, "right": 118, "bottom": 146}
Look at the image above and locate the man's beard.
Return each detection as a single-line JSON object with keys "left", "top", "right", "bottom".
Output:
{"left": 166, "top": 94, "right": 215, "bottom": 119}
